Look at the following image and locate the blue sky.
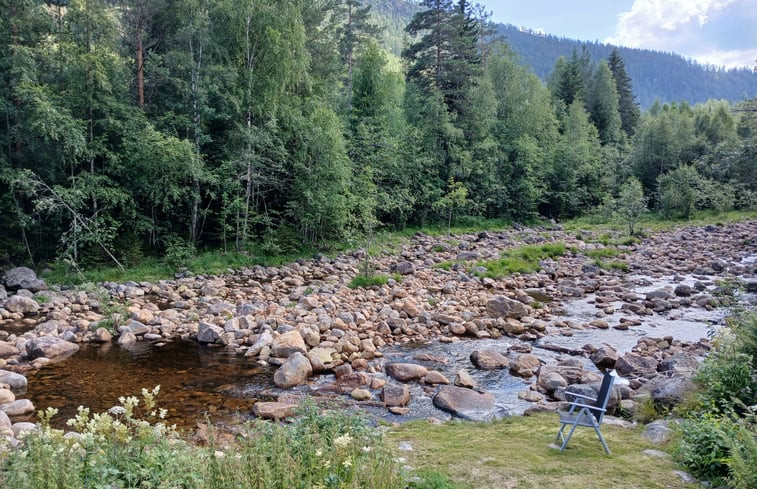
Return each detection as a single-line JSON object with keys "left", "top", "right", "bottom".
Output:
{"left": 475, "top": 0, "right": 757, "bottom": 69}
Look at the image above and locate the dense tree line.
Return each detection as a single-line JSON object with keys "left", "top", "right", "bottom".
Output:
{"left": 0, "top": 0, "right": 754, "bottom": 270}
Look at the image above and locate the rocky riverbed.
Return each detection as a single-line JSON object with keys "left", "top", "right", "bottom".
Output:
{"left": 1, "top": 221, "right": 755, "bottom": 445}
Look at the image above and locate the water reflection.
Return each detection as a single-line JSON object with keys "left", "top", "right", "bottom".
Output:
{"left": 23, "top": 341, "right": 274, "bottom": 430}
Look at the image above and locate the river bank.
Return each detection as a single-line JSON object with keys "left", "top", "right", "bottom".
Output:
{"left": 0, "top": 220, "right": 755, "bottom": 440}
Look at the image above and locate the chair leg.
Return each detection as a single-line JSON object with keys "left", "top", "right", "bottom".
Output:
{"left": 559, "top": 421, "right": 580, "bottom": 451}
{"left": 591, "top": 421, "right": 611, "bottom": 455}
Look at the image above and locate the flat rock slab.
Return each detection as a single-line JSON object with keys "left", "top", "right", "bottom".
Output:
{"left": 433, "top": 386, "right": 494, "bottom": 421}
{"left": 470, "top": 349, "right": 510, "bottom": 370}
{"left": 385, "top": 363, "right": 428, "bottom": 382}
{"left": 25, "top": 336, "right": 79, "bottom": 362}
{"left": 252, "top": 401, "right": 297, "bottom": 420}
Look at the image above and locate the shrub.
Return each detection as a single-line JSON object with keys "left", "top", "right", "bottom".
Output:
{"left": 693, "top": 348, "right": 756, "bottom": 415}
{"left": 727, "top": 410, "right": 757, "bottom": 489}
{"left": 674, "top": 413, "right": 737, "bottom": 483}
{"left": 657, "top": 165, "right": 704, "bottom": 219}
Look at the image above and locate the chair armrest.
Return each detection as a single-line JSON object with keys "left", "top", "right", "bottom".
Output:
{"left": 564, "top": 391, "right": 597, "bottom": 402}
{"left": 569, "top": 403, "right": 606, "bottom": 413}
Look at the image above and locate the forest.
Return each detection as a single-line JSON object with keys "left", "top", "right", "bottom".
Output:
{"left": 0, "top": 0, "right": 755, "bottom": 272}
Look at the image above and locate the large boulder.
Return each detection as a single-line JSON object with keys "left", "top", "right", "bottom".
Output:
{"left": 273, "top": 352, "right": 313, "bottom": 388}
{"left": 590, "top": 345, "right": 618, "bottom": 370}
{"left": 650, "top": 375, "right": 695, "bottom": 409}
{"left": 615, "top": 352, "right": 658, "bottom": 377}
{"left": 433, "top": 386, "right": 494, "bottom": 420}
{"left": 657, "top": 353, "right": 699, "bottom": 374}
{"left": 392, "top": 261, "right": 416, "bottom": 275}
{"left": 381, "top": 383, "right": 411, "bottom": 407}
{"left": 4, "top": 295, "right": 39, "bottom": 315}
{"left": 196, "top": 322, "right": 225, "bottom": 344}
{"left": 0, "top": 370, "right": 27, "bottom": 391}
{"left": 306, "top": 347, "right": 337, "bottom": 373}
{"left": 537, "top": 370, "right": 568, "bottom": 393}
{"left": 510, "top": 354, "right": 541, "bottom": 378}
{"left": 385, "top": 363, "right": 429, "bottom": 382}
{"left": 271, "top": 330, "right": 307, "bottom": 358}
{"left": 25, "top": 336, "right": 79, "bottom": 362}
{"left": 454, "top": 370, "right": 476, "bottom": 388}
{"left": 2, "top": 267, "right": 46, "bottom": 292}
{"left": 470, "top": 350, "right": 510, "bottom": 370}
{"left": 486, "top": 296, "right": 528, "bottom": 319}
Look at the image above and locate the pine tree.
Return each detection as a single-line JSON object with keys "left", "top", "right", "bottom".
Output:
{"left": 402, "top": 0, "right": 480, "bottom": 116}
{"left": 608, "top": 48, "right": 640, "bottom": 137}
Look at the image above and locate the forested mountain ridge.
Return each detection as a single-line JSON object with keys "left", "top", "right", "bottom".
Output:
{"left": 495, "top": 24, "right": 756, "bottom": 109}
{"left": 366, "top": 1, "right": 756, "bottom": 109}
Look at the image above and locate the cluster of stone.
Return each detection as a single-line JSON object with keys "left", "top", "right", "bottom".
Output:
{"left": 0, "top": 220, "right": 754, "bottom": 423}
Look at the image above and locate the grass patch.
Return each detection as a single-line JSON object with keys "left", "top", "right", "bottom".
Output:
{"left": 348, "top": 273, "right": 392, "bottom": 288}
{"left": 585, "top": 247, "right": 624, "bottom": 259}
{"left": 595, "top": 260, "right": 630, "bottom": 272}
{"left": 475, "top": 243, "right": 566, "bottom": 279}
{"left": 434, "top": 261, "right": 458, "bottom": 271}
{"left": 388, "top": 414, "right": 692, "bottom": 489}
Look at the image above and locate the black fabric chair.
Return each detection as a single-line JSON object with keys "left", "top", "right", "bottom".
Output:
{"left": 555, "top": 371, "right": 616, "bottom": 454}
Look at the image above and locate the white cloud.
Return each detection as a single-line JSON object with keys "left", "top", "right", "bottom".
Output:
{"left": 692, "top": 49, "right": 757, "bottom": 70}
{"left": 607, "top": 0, "right": 757, "bottom": 68}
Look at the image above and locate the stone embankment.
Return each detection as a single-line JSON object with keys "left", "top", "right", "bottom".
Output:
{"left": 0, "top": 221, "right": 755, "bottom": 433}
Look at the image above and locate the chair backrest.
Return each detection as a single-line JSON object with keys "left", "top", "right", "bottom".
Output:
{"left": 589, "top": 372, "right": 615, "bottom": 423}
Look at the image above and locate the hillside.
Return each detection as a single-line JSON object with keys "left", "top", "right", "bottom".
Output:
{"left": 497, "top": 24, "right": 757, "bottom": 109}
{"left": 367, "top": 1, "right": 757, "bottom": 109}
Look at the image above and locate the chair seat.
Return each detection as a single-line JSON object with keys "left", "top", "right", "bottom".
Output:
{"left": 559, "top": 409, "right": 597, "bottom": 427}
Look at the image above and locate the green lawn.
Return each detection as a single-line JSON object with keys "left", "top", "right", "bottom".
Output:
{"left": 388, "top": 414, "right": 695, "bottom": 489}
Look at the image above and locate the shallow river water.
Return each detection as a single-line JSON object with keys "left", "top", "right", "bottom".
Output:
{"left": 19, "top": 264, "right": 756, "bottom": 431}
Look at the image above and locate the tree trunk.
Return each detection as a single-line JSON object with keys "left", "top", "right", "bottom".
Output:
{"left": 135, "top": 2, "right": 145, "bottom": 108}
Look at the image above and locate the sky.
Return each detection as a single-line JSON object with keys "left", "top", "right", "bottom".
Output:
{"left": 475, "top": 0, "right": 757, "bottom": 69}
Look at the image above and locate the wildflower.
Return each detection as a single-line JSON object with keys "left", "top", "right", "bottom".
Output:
{"left": 342, "top": 458, "right": 352, "bottom": 468}
{"left": 333, "top": 433, "right": 352, "bottom": 448}
{"left": 315, "top": 448, "right": 323, "bottom": 457}
{"left": 361, "top": 446, "right": 372, "bottom": 453}
{"left": 108, "top": 406, "right": 126, "bottom": 416}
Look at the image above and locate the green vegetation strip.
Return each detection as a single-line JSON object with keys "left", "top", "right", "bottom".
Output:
{"left": 474, "top": 243, "right": 566, "bottom": 279}
{"left": 388, "top": 414, "right": 692, "bottom": 489}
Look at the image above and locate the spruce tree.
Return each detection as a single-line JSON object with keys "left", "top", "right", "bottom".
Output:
{"left": 608, "top": 48, "right": 640, "bottom": 137}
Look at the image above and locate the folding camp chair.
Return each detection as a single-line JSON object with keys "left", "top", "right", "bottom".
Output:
{"left": 556, "top": 371, "right": 616, "bottom": 454}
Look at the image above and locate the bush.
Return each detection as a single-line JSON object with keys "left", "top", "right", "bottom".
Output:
{"left": 693, "top": 348, "right": 756, "bottom": 415}
{"left": 728, "top": 411, "right": 757, "bottom": 489}
{"left": 657, "top": 165, "right": 703, "bottom": 219}
{"left": 674, "top": 414, "right": 738, "bottom": 483}
{"left": 674, "top": 314, "right": 757, "bottom": 487}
